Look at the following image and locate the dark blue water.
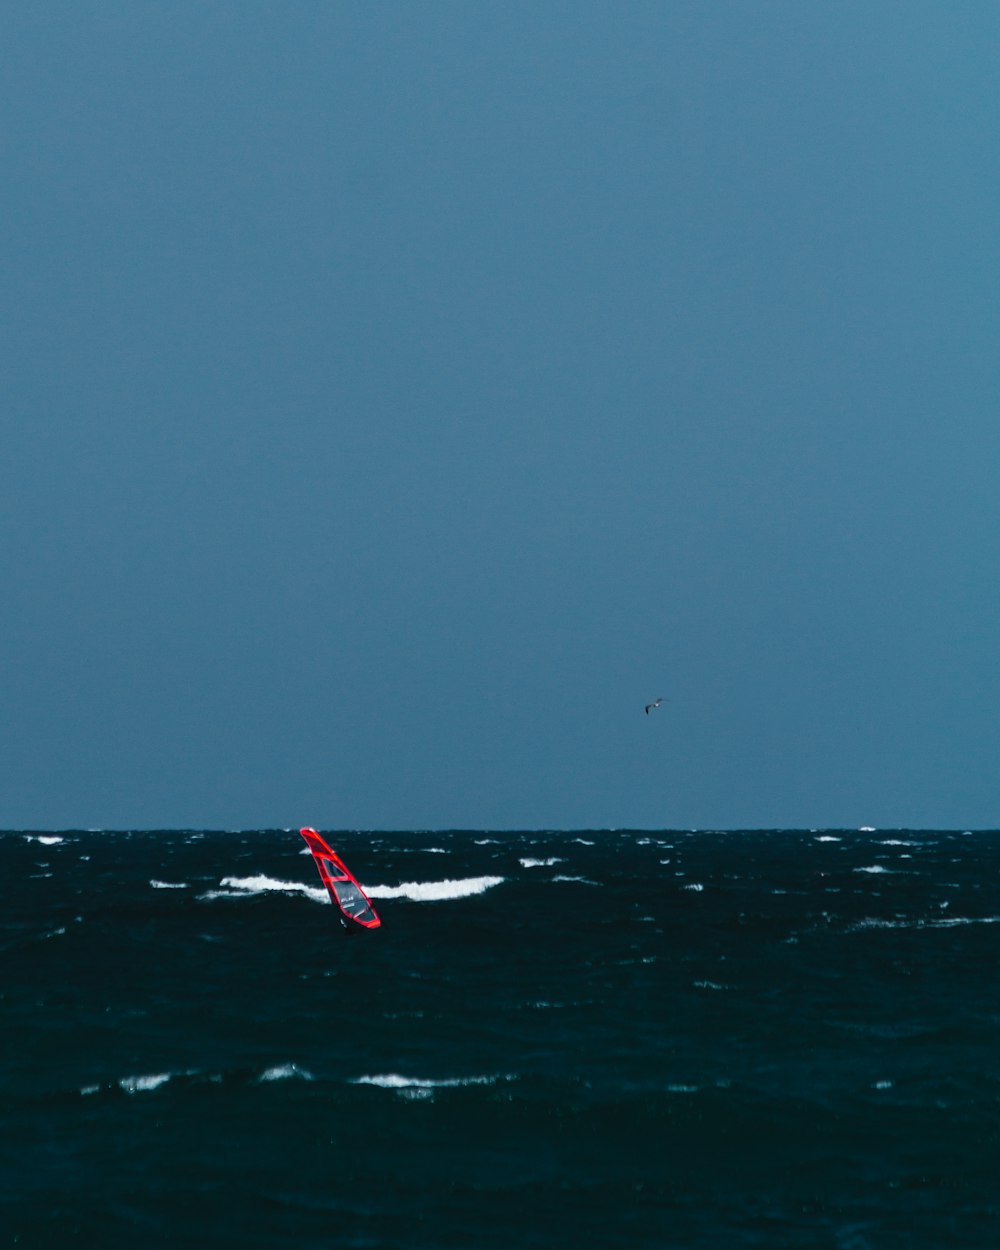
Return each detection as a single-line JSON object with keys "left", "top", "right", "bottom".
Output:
{"left": 3, "top": 828, "right": 1000, "bottom": 1248}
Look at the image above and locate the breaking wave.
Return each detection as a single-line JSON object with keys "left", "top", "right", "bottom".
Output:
{"left": 352, "top": 1073, "right": 512, "bottom": 1099}
{"left": 199, "top": 873, "right": 504, "bottom": 904}
{"left": 200, "top": 875, "right": 328, "bottom": 903}
{"left": 365, "top": 877, "right": 504, "bottom": 902}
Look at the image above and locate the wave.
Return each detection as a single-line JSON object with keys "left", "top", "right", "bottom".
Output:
{"left": 519, "top": 857, "right": 563, "bottom": 868}
{"left": 199, "top": 873, "right": 504, "bottom": 904}
{"left": 256, "top": 1063, "right": 314, "bottom": 1083}
{"left": 849, "top": 915, "right": 1000, "bottom": 932}
{"left": 366, "top": 877, "right": 504, "bottom": 902}
{"left": 78, "top": 1064, "right": 511, "bottom": 1101}
{"left": 150, "top": 880, "right": 189, "bottom": 890}
{"left": 352, "top": 1072, "right": 512, "bottom": 1100}
{"left": 199, "top": 875, "right": 328, "bottom": 903}
{"left": 82, "top": 1072, "right": 175, "bottom": 1095}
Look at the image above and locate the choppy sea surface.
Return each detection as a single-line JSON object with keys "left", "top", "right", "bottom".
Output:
{"left": 3, "top": 827, "right": 1000, "bottom": 1248}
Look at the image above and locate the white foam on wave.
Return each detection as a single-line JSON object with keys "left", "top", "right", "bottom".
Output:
{"left": 927, "top": 915, "right": 1000, "bottom": 929}
{"left": 854, "top": 865, "right": 890, "bottom": 874}
{"left": 119, "top": 1072, "right": 172, "bottom": 1094}
{"left": 816, "top": 836, "right": 841, "bottom": 842}
{"left": 353, "top": 1073, "right": 510, "bottom": 1100}
{"left": 26, "top": 835, "right": 64, "bottom": 845}
{"left": 519, "top": 857, "right": 563, "bottom": 868}
{"left": 257, "top": 1063, "right": 314, "bottom": 1083}
{"left": 366, "top": 876, "right": 504, "bottom": 902}
{"left": 684, "top": 883, "right": 705, "bottom": 892}
{"left": 880, "top": 840, "right": 917, "bottom": 847}
{"left": 552, "top": 874, "right": 597, "bottom": 885}
{"left": 851, "top": 915, "right": 1000, "bottom": 932}
{"left": 199, "top": 875, "right": 329, "bottom": 903}
{"left": 150, "top": 880, "right": 189, "bottom": 890}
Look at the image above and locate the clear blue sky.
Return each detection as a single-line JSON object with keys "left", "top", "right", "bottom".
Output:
{"left": 2, "top": 3, "right": 998, "bottom": 830}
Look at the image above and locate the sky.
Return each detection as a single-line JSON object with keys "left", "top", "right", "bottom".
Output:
{"left": 2, "top": 2, "right": 998, "bottom": 831}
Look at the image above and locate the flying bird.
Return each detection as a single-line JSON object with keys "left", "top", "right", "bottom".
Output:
{"left": 645, "top": 697, "right": 666, "bottom": 715}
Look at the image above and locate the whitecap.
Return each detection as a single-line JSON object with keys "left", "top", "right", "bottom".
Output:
{"left": 519, "top": 857, "right": 563, "bottom": 868}
{"left": 928, "top": 915, "right": 1000, "bottom": 929}
{"left": 354, "top": 1073, "right": 497, "bottom": 1088}
{"left": 150, "top": 880, "right": 189, "bottom": 890}
{"left": 119, "top": 1072, "right": 171, "bottom": 1094}
{"left": 257, "top": 1063, "right": 314, "bottom": 1083}
{"left": 352, "top": 1073, "right": 509, "bottom": 1100}
{"left": 551, "top": 875, "right": 597, "bottom": 885}
{"left": 25, "top": 835, "right": 64, "bottom": 845}
{"left": 859, "top": 826, "right": 876, "bottom": 832}
{"left": 199, "top": 875, "right": 328, "bottom": 904}
{"left": 816, "top": 836, "right": 841, "bottom": 842}
{"left": 854, "top": 865, "right": 890, "bottom": 874}
{"left": 366, "top": 877, "right": 504, "bottom": 902}
{"left": 873, "top": 1079, "right": 894, "bottom": 1090}
{"left": 684, "top": 883, "right": 705, "bottom": 892}
{"left": 850, "top": 915, "right": 1000, "bottom": 932}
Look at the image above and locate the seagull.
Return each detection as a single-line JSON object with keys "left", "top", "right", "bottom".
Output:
{"left": 645, "top": 697, "right": 666, "bottom": 715}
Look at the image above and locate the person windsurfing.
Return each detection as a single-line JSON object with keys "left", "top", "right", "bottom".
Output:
{"left": 299, "top": 828, "right": 381, "bottom": 932}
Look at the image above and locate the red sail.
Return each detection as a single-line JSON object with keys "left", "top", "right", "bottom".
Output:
{"left": 299, "top": 828, "right": 381, "bottom": 930}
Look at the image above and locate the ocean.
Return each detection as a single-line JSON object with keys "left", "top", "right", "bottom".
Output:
{"left": 3, "top": 828, "right": 999, "bottom": 1248}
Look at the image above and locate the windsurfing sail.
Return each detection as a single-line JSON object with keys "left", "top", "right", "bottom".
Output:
{"left": 299, "top": 828, "right": 381, "bottom": 929}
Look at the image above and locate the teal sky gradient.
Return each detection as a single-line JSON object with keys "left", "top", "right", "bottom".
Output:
{"left": 2, "top": 3, "right": 998, "bottom": 829}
